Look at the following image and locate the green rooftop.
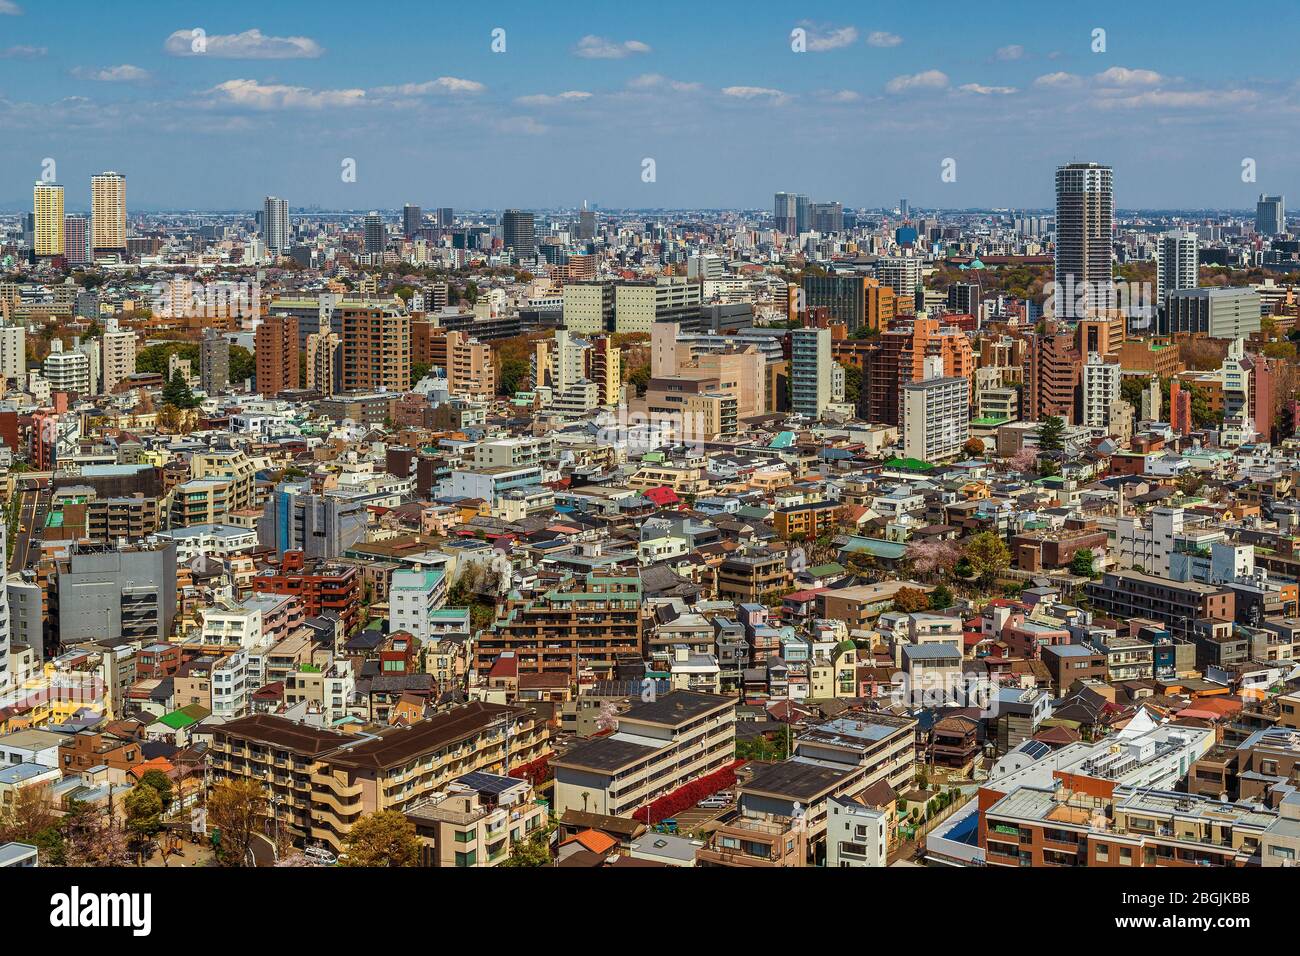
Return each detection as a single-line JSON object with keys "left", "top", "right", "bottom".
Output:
{"left": 883, "top": 457, "right": 934, "bottom": 473}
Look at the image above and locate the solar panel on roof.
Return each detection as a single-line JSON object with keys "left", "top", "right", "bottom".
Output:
{"left": 1017, "top": 739, "right": 1051, "bottom": 761}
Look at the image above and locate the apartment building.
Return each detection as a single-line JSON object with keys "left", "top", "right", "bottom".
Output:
{"left": 404, "top": 771, "right": 549, "bottom": 867}
{"left": 255, "top": 314, "right": 298, "bottom": 397}
{"left": 552, "top": 690, "right": 736, "bottom": 818}
{"left": 475, "top": 572, "right": 642, "bottom": 680}
{"left": 732, "top": 711, "right": 916, "bottom": 857}
{"left": 1085, "top": 570, "right": 1235, "bottom": 642}
{"left": 984, "top": 783, "right": 1296, "bottom": 868}
{"left": 717, "top": 552, "right": 789, "bottom": 603}
{"left": 902, "top": 374, "right": 970, "bottom": 462}
{"left": 209, "top": 702, "right": 550, "bottom": 852}
{"left": 342, "top": 304, "right": 410, "bottom": 392}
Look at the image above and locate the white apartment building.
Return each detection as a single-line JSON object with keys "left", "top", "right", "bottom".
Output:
{"left": 389, "top": 568, "right": 448, "bottom": 642}
{"left": 826, "top": 798, "right": 888, "bottom": 867}
{"left": 42, "top": 340, "right": 90, "bottom": 394}
{"left": 1081, "top": 351, "right": 1121, "bottom": 430}
{"left": 211, "top": 649, "right": 249, "bottom": 719}
{"left": 0, "top": 324, "right": 25, "bottom": 385}
{"left": 902, "top": 369, "right": 969, "bottom": 463}
{"left": 100, "top": 326, "right": 136, "bottom": 395}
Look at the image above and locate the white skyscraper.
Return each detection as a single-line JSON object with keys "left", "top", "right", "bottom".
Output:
{"left": 1156, "top": 230, "right": 1198, "bottom": 303}
{"left": 263, "top": 196, "right": 290, "bottom": 256}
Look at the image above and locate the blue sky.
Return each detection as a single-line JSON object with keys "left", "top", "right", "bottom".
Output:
{"left": 2, "top": 0, "right": 1298, "bottom": 211}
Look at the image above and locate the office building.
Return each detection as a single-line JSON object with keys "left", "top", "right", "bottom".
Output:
{"left": 256, "top": 484, "right": 369, "bottom": 560}
{"left": 802, "top": 274, "right": 895, "bottom": 335}
{"left": 562, "top": 281, "right": 615, "bottom": 335}
{"left": 1257, "top": 194, "right": 1285, "bottom": 236}
{"left": 791, "top": 327, "right": 832, "bottom": 418}
{"left": 56, "top": 541, "right": 178, "bottom": 646}
{"left": 1160, "top": 287, "right": 1261, "bottom": 338}
{"left": 402, "top": 203, "right": 423, "bottom": 238}
{"left": 255, "top": 314, "right": 299, "bottom": 397}
{"left": 90, "top": 171, "right": 127, "bottom": 257}
{"left": 613, "top": 278, "right": 702, "bottom": 334}
{"left": 1054, "top": 163, "right": 1114, "bottom": 319}
{"left": 501, "top": 209, "right": 536, "bottom": 260}
{"left": 774, "top": 192, "right": 809, "bottom": 234}
{"left": 32, "top": 182, "right": 64, "bottom": 258}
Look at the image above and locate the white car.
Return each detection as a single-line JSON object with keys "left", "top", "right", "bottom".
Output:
{"left": 304, "top": 846, "right": 337, "bottom": 866}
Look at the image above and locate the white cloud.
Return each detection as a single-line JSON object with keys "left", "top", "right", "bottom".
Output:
{"left": 0, "top": 45, "right": 44, "bottom": 58}
{"left": 996, "top": 44, "right": 1025, "bottom": 61}
{"left": 73, "top": 64, "right": 151, "bottom": 82}
{"left": 165, "top": 28, "right": 324, "bottom": 59}
{"left": 493, "top": 115, "right": 549, "bottom": 136}
{"left": 885, "top": 70, "right": 949, "bottom": 93}
{"left": 1095, "top": 88, "right": 1258, "bottom": 109}
{"left": 959, "top": 83, "right": 1017, "bottom": 95}
{"left": 1094, "top": 66, "right": 1164, "bottom": 87}
{"left": 798, "top": 24, "right": 858, "bottom": 52}
{"left": 372, "top": 77, "right": 485, "bottom": 96}
{"left": 867, "top": 31, "right": 903, "bottom": 48}
{"left": 1034, "top": 71, "right": 1083, "bottom": 88}
{"left": 827, "top": 89, "right": 861, "bottom": 102}
{"left": 516, "top": 90, "right": 593, "bottom": 106}
{"left": 573, "top": 35, "right": 651, "bottom": 59}
{"left": 206, "top": 79, "right": 365, "bottom": 110}
{"left": 627, "top": 73, "right": 700, "bottom": 93}
{"left": 722, "top": 86, "right": 787, "bottom": 100}
{"left": 0, "top": 1, "right": 21, "bottom": 14}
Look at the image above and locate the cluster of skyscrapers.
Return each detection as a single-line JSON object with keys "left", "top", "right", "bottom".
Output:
{"left": 29, "top": 171, "right": 127, "bottom": 265}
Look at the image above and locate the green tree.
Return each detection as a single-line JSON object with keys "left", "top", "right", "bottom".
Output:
{"left": 626, "top": 364, "right": 651, "bottom": 398}
{"left": 928, "top": 584, "right": 955, "bottom": 610}
{"left": 498, "top": 356, "right": 530, "bottom": 396}
{"left": 838, "top": 362, "right": 862, "bottom": 404}
{"left": 964, "top": 532, "right": 1010, "bottom": 587}
{"left": 340, "top": 810, "right": 421, "bottom": 867}
{"left": 207, "top": 779, "right": 267, "bottom": 867}
{"left": 124, "top": 783, "right": 164, "bottom": 841}
{"left": 410, "top": 361, "right": 432, "bottom": 389}
{"left": 1036, "top": 415, "right": 1065, "bottom": 452}
{"left": 501, "top": 825, "right": 554, "bottom": 867}
{"left": 1070, "top": 548, "right": 1096, "bottom": 577}
{"left": 138, "top": 769, "right": 174, "bottom": 813}
{"left": 162, "top": 369, "right": 199, "bottom": 409}
{"left": 229, "top": 345, "right": 255, "bottom": 384}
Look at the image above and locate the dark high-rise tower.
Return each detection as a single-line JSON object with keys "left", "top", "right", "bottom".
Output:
{"left": 502, "top": 209, "right": 536, "bottom": 258}
{"left": 402, "top": 204, "right": 423, "bottom": 238}
{"left": 363, "top": 212, "right": 385, "bottom": 254}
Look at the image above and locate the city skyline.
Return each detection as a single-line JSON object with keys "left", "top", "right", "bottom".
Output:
{"left": 1, "top": 1, "right": 1299, "bottom": 210}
